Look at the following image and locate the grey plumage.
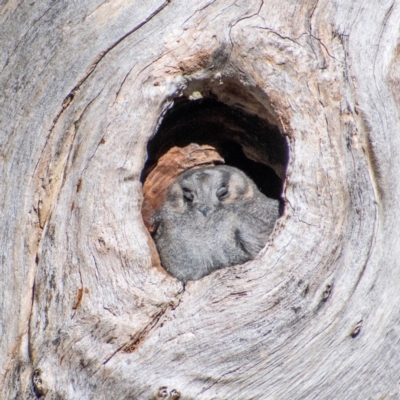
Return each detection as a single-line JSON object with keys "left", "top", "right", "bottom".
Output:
{"left": 152, "top": 165, "right": 280, "bottom": 282}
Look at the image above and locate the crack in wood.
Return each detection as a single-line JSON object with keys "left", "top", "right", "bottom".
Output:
{"left": 255, "top": 26, "right": 304, "bottom": 47}
{"left": 310, "top": 34, "right": 339, "bottom": 61}
{"left": 32, "top": 0, "right": 172, "bottom": 186}
{"left": 227, "top": 0, "right": 264, "bottom": 67}
{"left": 98, "top": 288, "right": 184, "bottom": 370}
{"left": 55, "top": 0, "right": 172, "bottom": 125}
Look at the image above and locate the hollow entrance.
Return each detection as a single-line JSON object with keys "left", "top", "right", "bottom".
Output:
{"left": 142, "top": 95, "right": 288, "bottom": 201}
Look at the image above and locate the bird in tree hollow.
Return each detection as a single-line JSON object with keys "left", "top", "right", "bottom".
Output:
{"left": 152, "top": 165, "right": 280, "bottom": 283}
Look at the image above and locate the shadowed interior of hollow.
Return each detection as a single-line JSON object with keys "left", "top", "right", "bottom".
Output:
{"left": 142, "top": 96, "right": 288, "bottom": 200}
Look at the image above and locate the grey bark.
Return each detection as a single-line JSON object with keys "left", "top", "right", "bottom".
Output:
{"left": 1, "top": 0, "right": 400, "bottom": 399}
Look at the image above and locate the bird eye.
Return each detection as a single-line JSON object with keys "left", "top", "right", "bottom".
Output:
{"left": 182, "top": 188, "right": 194, "bottom": 202}
{"left": 217, "top": 186, "right": 229, "bottom": 200}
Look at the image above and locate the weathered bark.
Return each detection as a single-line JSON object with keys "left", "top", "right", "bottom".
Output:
{"left": 1, "top": 0, "right": 400, "bottom": 399}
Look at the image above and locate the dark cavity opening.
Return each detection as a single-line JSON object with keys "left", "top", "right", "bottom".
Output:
{"left": 142, "top": 96, "right": 288, "bottom": 201}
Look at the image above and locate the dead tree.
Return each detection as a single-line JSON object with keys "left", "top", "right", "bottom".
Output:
{"left": 1, "top": 0, "right": 400, "bottom": 398}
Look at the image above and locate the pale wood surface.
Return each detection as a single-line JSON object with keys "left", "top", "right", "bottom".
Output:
{"left": 1, "top": 0, "right": 400, "bottom": 398}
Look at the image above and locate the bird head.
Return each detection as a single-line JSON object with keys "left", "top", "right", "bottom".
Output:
{"left": 166, "top": 165, "right": 254, "bottom": 216}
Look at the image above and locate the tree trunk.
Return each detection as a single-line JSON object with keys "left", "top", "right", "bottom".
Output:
{"left": 1, "top": 0, "right": 400, "bottom": 398}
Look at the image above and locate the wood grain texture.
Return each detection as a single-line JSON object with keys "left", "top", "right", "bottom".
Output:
{"left": 1, "top": 0, "right": 400, "bottom": 398}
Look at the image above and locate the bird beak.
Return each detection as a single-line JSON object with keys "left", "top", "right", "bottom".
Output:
{"left": 197, "top": 205, "right": 210, "bottom": 216}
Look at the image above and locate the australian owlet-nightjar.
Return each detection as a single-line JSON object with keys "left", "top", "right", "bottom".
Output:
{"left": 152, "top": 165, "right": 280, "bottom": 282}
